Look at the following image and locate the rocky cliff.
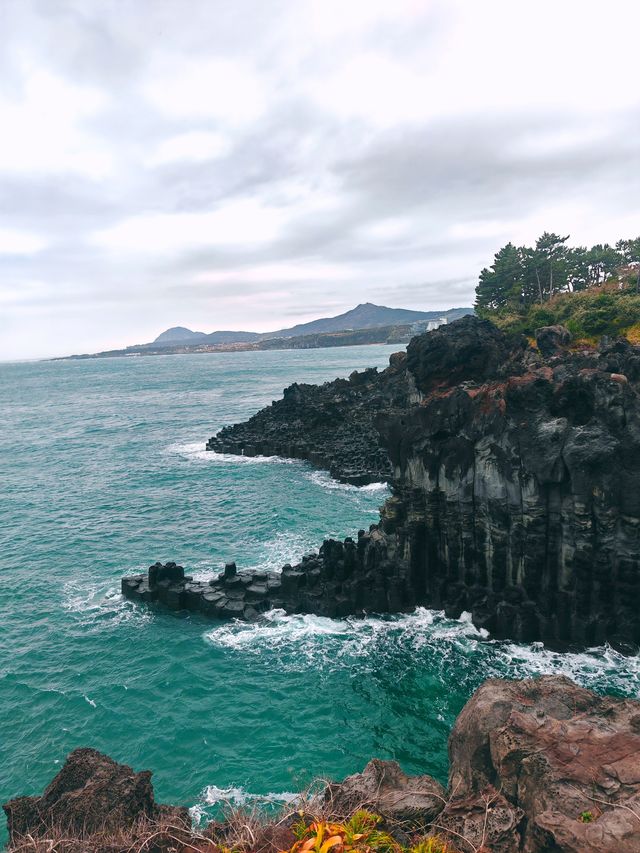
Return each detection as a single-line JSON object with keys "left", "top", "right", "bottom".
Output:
{"left": 126, "top": 316, "right": 640, "bottom": 648}
{"left": 5, "top": 676, "right": 640, "bottom": 852}
{"left": 206, "top": 351, "right": 416, "bottom": 484}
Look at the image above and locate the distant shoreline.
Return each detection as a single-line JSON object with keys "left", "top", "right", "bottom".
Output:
{"left": 53, "top": 324, "right": 414, "bottom": 361}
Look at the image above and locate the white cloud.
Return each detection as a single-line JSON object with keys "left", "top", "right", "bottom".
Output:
{"left": 147, "top": 131, "right": 230, "bottom": 166}
{"left": 194, "top": 261, "right": 353, "bottom": 285}
{"left": 92, "top": 199, "right": 287, "bottom": 253}
{"left": 0, "top": 228, "right": 48, "bottom": 255}
{"left": 308, "top": 54, "right": 429, "bottom": 127}
{"left": 2, "top": 0, "right": 640, "bottom": 359}
{"left": 142, "top": 58, "right": 266, "bottom": 124}
{"left": 0, "top": 66, "right": 113, "bottom": 179}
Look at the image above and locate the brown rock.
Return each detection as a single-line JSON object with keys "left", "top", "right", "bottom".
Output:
{"left": 448, "top": 674, "right": 640, "bottom": 852}
{"left": 432, "top": 787, "right": 523, "bottom": 853}
{"left": 2, "top": 748, "right": 188, "bottom": 843}
{"left": 324, "top": 758, "right": 445, "bottom": 827}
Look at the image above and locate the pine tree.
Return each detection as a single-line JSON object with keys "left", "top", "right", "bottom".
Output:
{"left": 475, "top": 242, "right": 524, "bottom": 315}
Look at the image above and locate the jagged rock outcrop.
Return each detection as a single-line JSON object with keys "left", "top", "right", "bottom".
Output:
{"left": 3, "top": 748, "right": 188, "bottom": 842}
{"left": 6, "top": 677, "right": 639, "bottom": 852}
{"left": 125, "top": 316, "right": 640, "bottom": 648}
{"left": 377, "top": 317, "right": 640, "bottom": 648}
{"left": 324, "top": 675, "right": 640, "bottom": 852}
{"left": 206, "top": 352, "right": 417, "bottom": 485}
{"left": 442, "top": 674, "right": 640, "bottom": 852}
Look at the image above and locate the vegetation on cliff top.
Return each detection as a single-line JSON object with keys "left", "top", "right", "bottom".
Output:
{"left": 475, "top": 232, "right": 640, "bottom": 341}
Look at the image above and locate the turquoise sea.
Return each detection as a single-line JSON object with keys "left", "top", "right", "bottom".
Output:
{"left": 1, "top": 345, "right": 639, "bottom": 842}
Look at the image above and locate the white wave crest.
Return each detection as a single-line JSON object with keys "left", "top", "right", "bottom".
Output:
{"left": 244, "top": 531, "right": 315, "bottom": 574}
{"left": 204, "top": 607, "right": 487, "bottom": 671}
{"left": 490, "top": 640, "right": 640, "bottom": 693}
{"left": 166, "top": 442, "right": 297, "bottom": 465}
{"left": 307, "top": 470, "right": 389, "bottom": 494}
{"left": 203, "top": 604, "right": 640, "bottom": 695}
{"left": 190, "top": 785, "right": 299, "bottom": 826}
{"left": 63, "top": 579, "right": 152, "bottom": 630}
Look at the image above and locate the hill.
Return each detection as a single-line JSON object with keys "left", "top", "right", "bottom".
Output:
{"left": 152, "top": 327, "right": 259, "bottom": 346}
{"left": 150, "top": 303, "right": 472, "bottom": 348}
{"left": 259, "top": 303, "right": 471, "bottom": 339}
{"left": 153, "top": 326, "right": 208, "bottom": 345}
{"left": 60, "top": 303, "right": 474, "bottom": 359}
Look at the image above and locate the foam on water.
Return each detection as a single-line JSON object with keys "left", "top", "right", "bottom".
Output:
{"left": 204, "top": 605, "right": 640, "bottom": 695}
{"left": 307, "top": 470, "right": 389, "bottom": 494}
{"left": 204, "top": 607, "right": 488, "bottom": 672}
{"left": 190, "top": 786, "right": 300, "bottom": 826}
{"left": 167, "top": 441, "right": 297, "bottom": 465}
{"left": 62, "top": 579, "right": 153, "bottom": 630}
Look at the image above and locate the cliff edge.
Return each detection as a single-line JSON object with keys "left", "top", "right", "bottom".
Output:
{"left": 124, "top": 316, "right": 640, "bottom": 648}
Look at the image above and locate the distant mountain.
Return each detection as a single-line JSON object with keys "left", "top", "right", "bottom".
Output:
{"left": 152, "top": 327, "right": 259, "bottom": 346}
{"left": 151, "top": 304, "right": 473, "bottom": 348}
{"left": 259, "top": 303, "right": 472, "bottom": 339}
{"left": 153, "top": 327, "right": 208, "bottom": 345}
{"left": 203, "top": 330, "right": 260, "bottom": 344}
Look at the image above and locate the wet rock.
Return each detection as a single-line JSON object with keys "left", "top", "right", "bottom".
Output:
{"left": 6, "top": 676, "right": 640, "bottom": 853}
{"left": 205, "top": 350, "right": 416, "bottom": 484}
{"left": 124, "top": 317, "right": 640, "bottom": 647}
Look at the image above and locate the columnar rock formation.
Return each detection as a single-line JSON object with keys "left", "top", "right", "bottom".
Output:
{"left": 6, "top": 676, "right": 640, "bottom": 852}
{"left": 124, "top": 316, "right": 640, "bottom": 648}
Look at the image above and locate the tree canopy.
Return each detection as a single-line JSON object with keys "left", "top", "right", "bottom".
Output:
{"left": 475, "top": 232, "right": 640, "bottom": 317}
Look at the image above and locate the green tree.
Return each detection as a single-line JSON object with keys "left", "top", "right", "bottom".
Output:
{"left": 533, "top": 232, "right": 571, "bottom": 298}
{"left": 475, "top": 242, "right": 524, "bottom": 314}
{"left": 616, "top": 237, "right": 640, "bottom": 293}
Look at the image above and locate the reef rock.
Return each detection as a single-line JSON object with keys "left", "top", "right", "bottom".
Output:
{"left": 3, "top": 748, "right": 188, "bottom": 842}
{"left": 205, "top": 354, "right": 417, "bottom": 485}
{"left": 5, "top": 677, "right": 640, "bottom": 852}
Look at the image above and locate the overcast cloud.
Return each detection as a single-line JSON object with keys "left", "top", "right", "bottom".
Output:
{"left": 1, "top": 0, "right": 639, "bottom": 359}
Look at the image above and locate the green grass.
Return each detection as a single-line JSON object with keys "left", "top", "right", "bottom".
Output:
{"left": 482, "top": 283, "right": 640, "bottom": 343}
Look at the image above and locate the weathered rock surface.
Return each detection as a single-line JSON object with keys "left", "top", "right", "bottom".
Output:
{"left": 3, "top": 748, "right": 188, "bottom": 842}
{"left": 324, "top": 758, "right": 446, "bottom": 828}
{"left": 444, "top": 674, "right": 640, "bottom": 852}
{"left": 378, "top": 318, "right": 640, "bottom": 648}
{"left": 125, "top": 315, "right": 640, "bottom": 647}
{"left": 323, "top": 675, "right": 640, "bottom": 852}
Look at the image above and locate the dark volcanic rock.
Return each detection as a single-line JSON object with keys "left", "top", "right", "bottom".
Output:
{"left": 406, "top": 314, "right": 525, "bottom": 389}
{"left": 324, "top": 675, "right": 640, "bottom": 852}
{"left": 3, "top": 748, "right": 188, "bottom": 843}
{"left": 535, "top": 323, "right": 572, "bottom": 357}
{"left": 205, "top": 353, "right": 417, "bottom": 485}
{"left": 376, "top": 319, "right": 640, "bottom": 648}
{"left": 124, "top": 315, "right": 640, "bottom": 648}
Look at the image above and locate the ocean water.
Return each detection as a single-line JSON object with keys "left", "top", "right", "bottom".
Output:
{"left": 1, "top": 345, "right": 639, "bottom": 842}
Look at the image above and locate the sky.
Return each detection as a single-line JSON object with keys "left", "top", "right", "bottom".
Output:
{"left": 1, "top": 0, "right": 640, "bottom": 359}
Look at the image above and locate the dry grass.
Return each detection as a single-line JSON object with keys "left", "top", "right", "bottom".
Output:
{"left": 6, "top": 784, "right": 468, "bottom": 853}
{"left": 7, "top": 817, "right": 218, "bottom": 853}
